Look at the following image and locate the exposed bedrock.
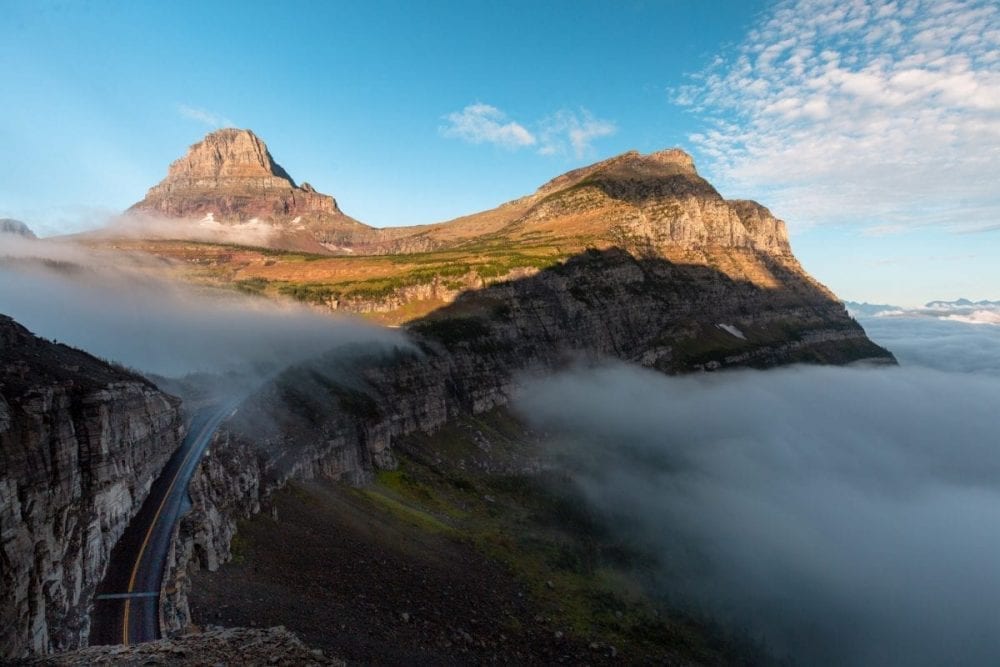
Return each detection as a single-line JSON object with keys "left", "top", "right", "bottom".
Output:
{"left": 0, "top": 316, "right": 184, "bottom": 658}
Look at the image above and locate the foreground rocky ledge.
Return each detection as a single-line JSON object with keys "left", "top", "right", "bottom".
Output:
{"left": 26, "top": 626, "right": 342, "bottom": 666}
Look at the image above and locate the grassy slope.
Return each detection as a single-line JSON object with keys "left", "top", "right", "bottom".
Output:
{"left": 99, "top": 236, "right": 582, "bottom": 324}
{"left": 194, "top": 406, "right": 770, "bottom": 665}
{"left": 380, "top": 408, "right": 768, "bottom": 664}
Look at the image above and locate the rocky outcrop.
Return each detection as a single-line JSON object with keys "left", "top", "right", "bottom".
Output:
{"left": 0, "top": 316, "right": 183, "bottom": 659}
{"left": 28, "top": 625, "right": 342, "bottom": 666}
{"left": 127, "top": 129, "right": 371, "bottom": 250}
{"left": 131, "top": 129, "right": 338, "bottom": 219}
{"left": 517, "top": 149, "right": 792, "bottom": 255}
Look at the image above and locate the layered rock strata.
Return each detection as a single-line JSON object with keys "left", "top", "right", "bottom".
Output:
{"left": 0, "top": 316, "right": 183, "bottom": 658}
{"left": 127, "top": 129, "right": 370, "bottom": 251}
{"left": 131, "top": 129, "right": 339, "bottom": 220}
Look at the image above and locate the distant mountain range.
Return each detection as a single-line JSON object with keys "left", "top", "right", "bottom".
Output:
{"left": 846, "top": 299, "right": 1000, "bottom": 325}
{"left": 924, "top": 298, "right": 1000, "bottom": 310}
{"left": 0, "top": 218, "right": 36, "bottom": 239}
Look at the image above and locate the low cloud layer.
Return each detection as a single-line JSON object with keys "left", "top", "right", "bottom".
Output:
{"left": 677, "top": 0, "right": 1000, "bottom": 233}
{"left": 95, "top": 211, "right": 281, "bottom": 248}
{"left": 0, "top": 235, "right": 405, "bottom": 378}
{"left": 859, "top": 313, "right": 1000, "bottom": 375}
{"left": 514, "top": 318, "right": 1000, "bottom": 665}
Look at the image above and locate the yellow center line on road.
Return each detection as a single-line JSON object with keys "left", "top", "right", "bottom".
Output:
{"left": 121, "top": 420, "right": 215, "bottom": 645}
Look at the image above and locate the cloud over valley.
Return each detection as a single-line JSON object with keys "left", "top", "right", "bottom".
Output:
{"left": 515, "top": 315, "right": 1000, "bottom": 665}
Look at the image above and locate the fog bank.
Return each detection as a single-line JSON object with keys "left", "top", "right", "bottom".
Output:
{"left": 515, "top": 357, "right": 1000, "bottom": 665}
{"left": 0, "top": 235, "right": 405, "bottom": 377}
{"left": 859, "top": 314, "right": 1000, "bottom": 376}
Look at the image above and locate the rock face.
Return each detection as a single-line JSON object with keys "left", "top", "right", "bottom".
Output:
{"left": 0, "top": 218, "right": 37, "bottom": 239}
{"left": 132, "top": 129, "right": 337, "bottom": 219}
{"left": 119, "top": 130, "right": 800, "bottom": 260}
{"left": 159, "top": 246, "right": 895, "bottom": 633}
{"left": 0, "top": 316, "right": 183, "bottom": 659}
{"left": 28, "top": 625, "right": 342, "bottom": 666}
{"left": 127, "top": 129, "right": 370, "bottom": 250}
{"left": 517, "top": 149, "right": 791, "bottom": 255}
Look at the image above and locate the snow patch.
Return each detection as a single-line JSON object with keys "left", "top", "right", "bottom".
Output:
{"left": 717, "top": 323, "right": 746, "bottom": 340}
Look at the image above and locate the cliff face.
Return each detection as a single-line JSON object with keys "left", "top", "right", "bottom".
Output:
{"left": 132, "top": 129, "right": 338, "bottom": 219}
{"left": 160, "top": 246, "right": 894, "bottom": 632}
{"left": 127, "top": 129, "right": 370, "bottom": 249}
{"left": 509, "top": 149, "right": 792, "bottom": 256}
{"left": 0, "top": 316, "right": 183, "bottom": 658}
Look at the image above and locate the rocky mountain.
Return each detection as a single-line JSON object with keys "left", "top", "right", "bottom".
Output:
{"left": 844, "top": 301, "right": 904, "bottom": 317}
{"left": 13, "top": 130, "right": 897, "bottom": 661}
{"left": 925, "top": 298, "right": 1000, "bottom": 310}
{"left": 0, "top": 316, "right": 183, "bottom": 659}
{"left": 94, "top": 130, "right": 835, "bottom": 327}
{"left": 1, "top": 218, "right": 37, "bottom": 239}
{"left": 125, "top": 129, "right": 371, "bottom": 253}
{"left": 112, "top": 135, "right": 895, "bottom": 646}
{"left": 113, "top": 129, "right": 801, "bottom": 262}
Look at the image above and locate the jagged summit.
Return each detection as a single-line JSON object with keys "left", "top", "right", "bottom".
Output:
{"left": 156, "top": 128, "right": 297, "bottom": 186}
{"left": 128, "top": 128, "right": 360, "bottom": 227}
{"left": 125, "top": 129, "right": 371, "bottom": 252}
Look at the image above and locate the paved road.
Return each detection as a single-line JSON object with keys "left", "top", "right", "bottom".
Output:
{"left": 90, "top": 402, "right": 237, "bottom": 646}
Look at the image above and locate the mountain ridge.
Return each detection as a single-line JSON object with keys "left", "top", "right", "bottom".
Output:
{"left": 66, "top": 128, "right": 848, "bottom": 327}
{"left": 117, "top": 129, "right": 791, "bottom": 260}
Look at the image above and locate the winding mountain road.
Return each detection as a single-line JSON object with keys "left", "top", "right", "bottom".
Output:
{"left": 90, "top": 402, "right": 237, "bottom": 646}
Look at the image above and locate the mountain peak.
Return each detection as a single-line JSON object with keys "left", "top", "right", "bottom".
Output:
{"left": 128, "top": 129, "right": 353, "bottom": 226}
{"left": 536, "top": 147, "right": 700, "bottom": 197}
{"left": 646, "top": 148, "right": 697, "bottom": 172}
{"left": 161, "top": 128, "right": 296, "bottom": 186}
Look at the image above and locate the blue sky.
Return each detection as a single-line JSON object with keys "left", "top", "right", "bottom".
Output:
{"left": 2, "top": 0, "right": 997, "bottom": 306}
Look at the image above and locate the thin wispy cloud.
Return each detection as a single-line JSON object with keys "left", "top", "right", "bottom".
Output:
{"left": 178, "top": 104, "right": 234, "bottom": 129}
{"left": 441, "top": 103, "right": 616, "bottom": 157}
{"left": 538, "top": 109, "right": 617, "bottom": 158}
{"left": 676, "top": 0, "right": 1000, "bottom": 233}
{"left": 440, "top": 103, "right": 536, "bottom": 149}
